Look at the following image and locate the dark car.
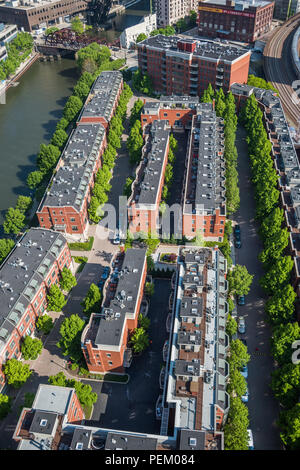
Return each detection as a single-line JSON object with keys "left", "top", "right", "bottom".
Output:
{"left": 237, "top": 294, "right": 245, "bottom": 305}
{"left": 97, "top": 279, "right": 104, "bottom": 290}
{"left": 234, "top": 224, "right": 241, "bottom": 236}
{"left": 235, "top": 234, "right": 242, "bottom": 249}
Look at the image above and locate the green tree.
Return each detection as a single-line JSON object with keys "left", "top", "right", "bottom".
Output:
{"left": 130, "top": 327, "right": 149, "bottom": 353}
{"left": 27, "top": 170, "right": 44, "bottom": 189}
{"left": 3, "top": 207, "right": 25, "bottom": 234}
{"left": 57, "top": 314, "right": 85, "bottom": 362}
{"left": 49, "top": 372, "right": 97, "bottom": 407}
{"left": 138, "top": 313, "right": 150, "bottom": 330}
{"left": 15, "top": 195, "right": 32, "bottom": 214}
{"left": 81, "top": 283, "right": 102, "bottom": 317}
{"left": 227, "top": 368, "right": 247, "bottom": 397}
{"left": 190, "top": 10, "right": 197, "bottom": 25}
{"left": 60, "top": 267, "right": 77, "bottom": 292}
{"left": 63, "top": 95, "right": 83, "bottom": 123}
{"left": 228, "top": 265, "right": 253, "bottom": 296}
{"left": 123, "top": 176, "right": 134, "bottom": 198}
{"left": 36, "top": 314, "right": 54, "bottom": 335}
{"left": 3, "top": 359, "right": 32, "bottom": 389}
{"left": 265, "top": 284, "right": 296, "bottom": 325}
{"left": 48, "top": 371, "right": 68, "bottom": 387}
{"left": 45, "top": 26, "right": 59, "bottom": 36}
{"left": 259, "top": 207, "right": 284, "bottom": 240}
{"left": 21, "top": 336, "right": 43, "bottom": 360}
{"left": 136, "top": 33, "right": 147, "bottom": 43}
{"left": 271, "top": 363, "right": 300, "bottom": 408}
{"left": 224, "top": 397, "right": 249, "bottom": 450}
{"left": 51, "top": 128, "right": 68, "bottom": 149}
{"left": 228, "top": 339, "right": 250, "bottom": 371}
{"left": 130, "top": 99, "right": 144, "bottom": 126}
{"left": 73, "top": 80, "right": 91, "bottom": 102}
{"left": 0, "top": 238, "right": 15, "bottom": 264}
{"left": 278, "top": 403, "right": 300, "bottom": 449}
{"left": 0, "top": 394, "right": 12, "bottom": 420}
{"left": 259, "top": 228, "right": 289, "bottom": 267}
{"left": 144, "top": 281, "right": 154, "bottom": 297}
{"left": 260, "top": 256, "right": 293, "bottom": 294}
{"left": 71, "top": 16, "right": 84, "bottom": 34}
{"left": 271, "top": 322, "right": 300, "bottom": 366}
{"left": 47, "top": 284, "right": 67, "bottom": 312}
{"left": 226, "top": 314, "right": 237, "bottom": 340}
{"left": 37, "top": 143, "right": 61, "bottom": 174}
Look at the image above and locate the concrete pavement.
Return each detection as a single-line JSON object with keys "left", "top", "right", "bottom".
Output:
{"left": 234, "top": 125, "right": 282, "bottom": 450}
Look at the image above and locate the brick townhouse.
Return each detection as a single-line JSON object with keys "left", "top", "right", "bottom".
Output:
{"left": 0, "top": 228, "right": 72, "bottom": 390}
{"left": 81, "top": 248, "right": 147, "bottom": 374}
{"left": 161, "top": 246, "right": 229, "bottom": 435}
{"left": 13, "top": 384, "right": 85, "bottom": 450}
{"left": 231, "top": 82, "right": 300, "bottom": 314}
{"left": 37, "top": 71, "right": 123, "bottom": 238}
{"left": 128, "top": 120, "right": 170, "bottom": 235}
{"left": 137, "top": 35, "right": 250, "bottom": 97}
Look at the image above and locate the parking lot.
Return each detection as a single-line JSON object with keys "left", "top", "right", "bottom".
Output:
{"left": 82, "top": 279, "right": 171, "bottom": 435}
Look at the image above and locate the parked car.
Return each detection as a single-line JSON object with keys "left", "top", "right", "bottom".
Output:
{"left": 112, "top": 231, "right": 120, "bottom": 244}
{"left": 238, "top": 316, "right": 246, "bottom": 334}
{"left": 242, "top": 386, "right": 249, "bottom": 403}
{"left": 97, "top": 280, "right": 104, "bottom": 290}
{"left": 234, "top": 224, "right": 241, "bottom": 235}
{"left": 247, "top": 429, "right": 254, "bottom": 450}
{"left": 241, "top": 364, "right": 248, "bottom": 378}
{"left": 101, "top": 268, "right": 110, "bottom": 280}
{"left": 234, "top": 233, "right": 242, "bottom": 249}
{"left": 237, "top": 294, "right": 245, "bottom": 306}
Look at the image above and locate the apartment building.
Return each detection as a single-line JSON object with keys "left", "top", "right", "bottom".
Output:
{"left": 37, "top": 71, "right": 123, "bottom": 238}
{"left": 128, "top": 120, "right": 170, "bottom": 235}
{"left": 161, "top": 246, "right": 229, "bottom": 436}
{"left": 273, "top": 0, "right": 300, "bottom": 20}
{"left": 81, "top": 248, "right": 147, "bottom": 374}
{"left": 0, "top": 0, "right": 87, "bottom": 32}
{"left": 13, "top": 384, "right": 84, "bottom": 450}
{"left": 0, "top": 228, "right": 72, "bottom": 389}
{"left": 78, "top": 71, "right": 123, "bottom": 128}
{"left": 198, "top": 0, "right": 274, "bottom": 43}
{"left": 182, "top": 102, "right": 226, "bottom": 240}
{"left": 154, "top": 0, "right": 198, "bottom": 28}
{"left": 231, "top": 82, "right": 300, "bottom": 311}
{"left": 137, "top": 35, "right": 250, "bottom": 96}
{"left": 141, "top": 95, "right": 199, "bottom": 129}
{"left": 0, "top": 23, "right": 18, "bottom": 63}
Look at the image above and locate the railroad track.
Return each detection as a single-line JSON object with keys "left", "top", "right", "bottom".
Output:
{"left": 263, "top": 14, "right": 300, "bottom": 127}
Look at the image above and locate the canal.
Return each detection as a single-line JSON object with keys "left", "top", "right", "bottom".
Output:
{"left": 0, "top": 0, "right": 150, "bottom": 225}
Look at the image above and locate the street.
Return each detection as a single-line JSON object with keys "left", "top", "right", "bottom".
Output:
{"left": 234, "top": 125, "right": 282, "bottom": 450}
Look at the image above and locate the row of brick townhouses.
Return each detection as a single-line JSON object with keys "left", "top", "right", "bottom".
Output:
{"left": 137, "top": 35, "right": 250, "bottom": 97}
{"left": 36, "top": 71, "right": 123, "bottom": 239}
{"left": 231, "top": 82, "right": 300, "bottom": 314}
{"left": 137, "top": 96, "right": 226, "bottom": 240}
{"left": 13, "top": 384, "right": 224, "bottom": 450}
{"left": 128, "top": 120, "right": 170, "bottom": 235}
{"left": 198, "top": 0, "right": 274, "bottom": 44}
{"left": 161, "top": 247, "right": 229, "bottom": 437}
{"left": 0, "top": 0, "right": 87, "bottom": 32}
{"left": 81, "top": 248, "right": 147, "bottom": 374}
{"left": 0, "top": 228, "right": 73, "bottom": 390}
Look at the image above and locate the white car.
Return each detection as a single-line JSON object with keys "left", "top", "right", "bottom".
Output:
{"left": 247, "top": 429, "right": 254, "bottom": 450}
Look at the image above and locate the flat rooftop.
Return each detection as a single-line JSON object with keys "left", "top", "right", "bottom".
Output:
{"left": 202, "top": 0, "right": 272, "bottom": 8}
{"left": 94, "top": 248, "right": 147, "bottom": 347}
{"left": 105, "top": 432, "right": 158, "bottom": 450}
{"left": 0, "top": 229, "right": 67, "bottom": 354}
{"left": 138, "top": 35, "right": 249, "bottom": 62}
{"left": 33, "top": 384, "right": 74, "bottom": 416}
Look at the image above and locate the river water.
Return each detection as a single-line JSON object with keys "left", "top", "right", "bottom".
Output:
{"left": 0, "top": 0, "right": 150, "bottom": 224}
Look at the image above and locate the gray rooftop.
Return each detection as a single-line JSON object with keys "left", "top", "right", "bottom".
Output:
{"left": 0, "top": 229, "right": 67, "bottom": 354}
{"left": 95, "top": 248, "right": 147, "bottom": 347}
{"left": 179, "top": 429, "right": 206, "bottom": 450}
{"left": 33, "top": 384, "right": 74, "bottom": 416}
{"left": 42, "top": 123, "right": 105, "bottom": 210}
{"left": 180, "top": 296, "right": 203, "bottom": 318}
{"left": 69, "top": 428, "right": 92, "bottom": 450}
{"left": 29, "top": 410, "right": 58, "bottom": 436}
{"left": 81, "top": 71, "right": 122, "bottom": 122}
{"left": 105, "top": 432, "right": 157, "bottom": 450}
{"left": 204, "top": 0, "right": 272, "bottom": 8}
{"left": 175, "top": 360, "right": 201, "bottom": 377}
{"left": 138, "top": 35, "right": 249, "bottom": 62}
{"left": 178, "top": 329, "right": 202, "bottom": 346}
{"left": 136, "top": 120, "right": 169, "bottom": 206}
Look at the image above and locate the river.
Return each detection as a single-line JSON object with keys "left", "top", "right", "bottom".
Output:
{"left": 0, "top": 0, "right": 150, "bottom": 225}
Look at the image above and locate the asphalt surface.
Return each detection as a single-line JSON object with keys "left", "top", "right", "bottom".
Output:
{"left": 234, "top": 125, "right": 282, "bottom": 450}
{"left": 83, "top": 279, "right": 171, "bottom": 435}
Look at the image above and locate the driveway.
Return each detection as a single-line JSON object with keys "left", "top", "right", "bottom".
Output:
{"left": 233, "top": 125, "right": 282, "bottom": 450}
{"left": 82, "top": 279, "right": 171, "bottom": 435}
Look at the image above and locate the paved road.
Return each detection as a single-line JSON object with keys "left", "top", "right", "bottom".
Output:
{"left": 82, "top": 279, "right": 171, "bottom": 435}
{"left": 234, "top": 126, "right": 282, "bottom": 450}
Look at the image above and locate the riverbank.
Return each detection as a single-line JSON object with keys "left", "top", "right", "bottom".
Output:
{"left": 0, "top": 51, "right": 40, "bottom": 100}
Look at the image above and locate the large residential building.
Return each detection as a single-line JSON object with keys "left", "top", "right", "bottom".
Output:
{"left": 128, "top": 120, "right": 170, "bottom": 235}
{"left": 137, "top": 35, "right": 250, "bottom": 96}
{"left": 13, "top": 384, "right": 85, "bottom": 450}
{"left": 198, "top": 0, "right": 274, "bottom": 43}
{"left": 273, "top": 0, "right": 300, "bottom": 20}
{"left": 37, "top": 71, "right": 123, "bottom": 238}
{"left": 231, "top": 82, "right": 300, "bottom": 316}
{"left": 182, "top": 103, "right": 226, "bottom": 240}
{"left": 81, "top": 248, "right": 147, "bottom": 374}
{"left": 154, "top": 0, "right": 198, "bottom": 28}
{"left": 139, "top": 97, "right": 226, "bottom": 240}
{"left": 161, "top": 246, "right": 229, "bottom": 435}
{"left": 0, "top": 0, "right": 87, "bottom": 32}
{"left": 0, "top": 228, "right": 73, "bottom": 390}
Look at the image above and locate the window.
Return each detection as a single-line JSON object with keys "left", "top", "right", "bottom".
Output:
{"left": 106, "top": 353, "right": 111, "bottom": 358}
{"left": 25, "top": 314, "right": 30, "bottom": 323}
{"left": 70, "top": 218, "right": 75, "bottom": 222}
{"left": 108, "top": 361, "right": 113, "bottom": 365}
{"left": 72, "top": 226, "right": 78, "bottom": 231}
{"left": 10, "top": 340, "right": 15, "bottom": 350}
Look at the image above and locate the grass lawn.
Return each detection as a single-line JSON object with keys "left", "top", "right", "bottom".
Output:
{"left": 83, "top": 404, "right": 93, "bottom": 419}
{"left": 73, "top": 256, "right": 88, "bottom": 273}
{"left": 68, "top": 237, "right": 94, "bottom": 252}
